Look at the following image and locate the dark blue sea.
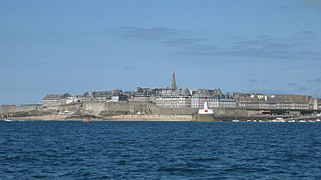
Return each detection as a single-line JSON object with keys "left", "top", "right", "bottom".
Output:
{"left": 1, "top": 121, "right": 321, "bottom": 179}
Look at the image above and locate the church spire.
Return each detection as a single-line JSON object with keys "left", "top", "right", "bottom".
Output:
{"left": 171, "top": 71, "right": 177, "bottom": 90}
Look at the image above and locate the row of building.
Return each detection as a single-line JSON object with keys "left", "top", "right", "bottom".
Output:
{"left": 42, "top": 73, "right": 321, "bottom": 111}
{"left": 42, "top": 88, "right": 321, "bottom": 110}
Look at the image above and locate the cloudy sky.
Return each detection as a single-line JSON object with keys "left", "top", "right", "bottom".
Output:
{"left": 1, "top": 0, "right": 321, "bottom": 104}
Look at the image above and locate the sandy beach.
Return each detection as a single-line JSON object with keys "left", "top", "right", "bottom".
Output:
{"left": 106, "top": 114, "right": 192, "bottom": 121}
{"left": 2, "top": 114, "right": 193, "bottom": 122}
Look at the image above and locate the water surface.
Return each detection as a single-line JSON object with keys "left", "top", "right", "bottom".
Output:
{"left": 1, "top": 121, "right": 321, "bottom": 179}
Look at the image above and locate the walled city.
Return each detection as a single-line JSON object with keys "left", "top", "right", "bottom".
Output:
{"left": 1, "top": 72, "right": 321, "bottom": 121}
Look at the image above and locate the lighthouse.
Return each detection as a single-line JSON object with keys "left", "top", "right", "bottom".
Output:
{"left": 192, "top": 97, "right": 215, "bottom": 122}
{"left": 198, "top": 97, "right": 214, "bottom": 115}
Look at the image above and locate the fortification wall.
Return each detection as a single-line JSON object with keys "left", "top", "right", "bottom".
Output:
{"left": 40, "top": 102, "right": 250, "bottom": 116}
{"left": 16, "top": 105, "right": 41, "bottom": 112}
{"left": 0, "top": 104, "right": 41, "bottom": 114}
{"left": 43, "top": 103, "right": 82, "bottom": 112}
{"left": 1, "top": 102, "right": 250, "bottom": 117}
{"left": 213, "top": 108, "right": 248, "bottom": 116}
{"left": 80, "top": 102, "right": 198, "bottom": 115}
{"left": 0, "top": 105, "right": 16, "bottom": 113}
{"left": 81, "top": 102, "right": 159, "bottom": 115}
{"left": 79, "top": 102, "right": 248, "bottom": 116}
{"left": 157, "top": 108, "right": 197, "bottom": 115}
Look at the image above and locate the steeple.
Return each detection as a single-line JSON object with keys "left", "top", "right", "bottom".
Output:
{"left": 171, "top": 71, "right": 177, "bottom": 90}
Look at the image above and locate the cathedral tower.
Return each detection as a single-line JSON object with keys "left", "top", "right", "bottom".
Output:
{"left": 171, "top": 71, "right": 177, "bottom": 90}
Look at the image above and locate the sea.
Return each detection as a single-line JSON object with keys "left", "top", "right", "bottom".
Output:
{"left": 1, "top": 121, "right": 321, "bottom": 179}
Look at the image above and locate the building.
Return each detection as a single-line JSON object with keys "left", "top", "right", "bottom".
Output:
{"left": 191, "top": 89, "right": 236, "bottom": 108}
{"left": 234, "top": 93, "right": 312, "bottom": 110}
{"left": 110, "top": 94, "right": 128, "bottom": 102}
{"left": 42, "top": 93, "right": 74, "bottom": 107}
{"left": 209, "top": 95, "right": 237, "bottom": 108}
{"left": 130, "top": 87, "right": 162, "bottom": 103}
{"left": 191, "top": 89, "right": 210, "bottom": 108}
{"left": 92, "top": 91, "right": 113, "bottom": 102}
{"left": 310, "top": 98, "right": 319, "bottom": 110}
{"left": 156, "top": 88, "right": 191, "bottom": 108}
{"left": 79, "top": 90, "right": 128, "bottom": 103}
{"left": 80, "top": 92, "right": 94, "bottom": 102}
{"left": 155, "top": 72, "right": 191, "bottom": 108}
{"left": 131, "top": 94, "right": 151, "bottom": 103}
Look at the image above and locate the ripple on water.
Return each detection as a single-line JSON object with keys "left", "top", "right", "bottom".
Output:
{"left": 0, "top": 121, "right": 321, "bottom": 179}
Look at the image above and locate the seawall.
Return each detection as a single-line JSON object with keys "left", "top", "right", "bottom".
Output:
{"left": 0, "top": 102, "right": 255, "bottom": 119}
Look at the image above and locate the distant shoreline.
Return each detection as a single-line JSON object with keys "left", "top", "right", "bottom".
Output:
{"left": 1, "top": 114, "right": 320, "bottom": 122}
{"left": 0, "top": 114, "right": 193, "bottom": 122}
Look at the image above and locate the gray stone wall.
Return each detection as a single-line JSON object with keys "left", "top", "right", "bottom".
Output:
{"left": 81, "top": 102, "right": 159, "bottom": 115}
{"left": 0, "top": 104, "right": 41, "bottom": 114}
{"left": 0, "top": 105, "right": 16, "bottom": 113}
{"left": 3, "top": 101, "right": 316, "bottom": 118}
{"left": 1, "top": 102, "right": 249, "bottom": 117}
{"left": 79, "top": 102, "right": 248, "bottom": 116}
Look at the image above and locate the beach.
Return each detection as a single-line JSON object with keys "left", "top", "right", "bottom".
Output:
{"left": 2, "top": 114, "right": 193, "bottom": 121}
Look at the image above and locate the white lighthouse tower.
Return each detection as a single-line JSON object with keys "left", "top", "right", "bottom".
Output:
{"left": 198, "top": 97, "right": 214, "bottom": 114}
{"left": 193, "top": 97, "right": 215, "bottom": 122}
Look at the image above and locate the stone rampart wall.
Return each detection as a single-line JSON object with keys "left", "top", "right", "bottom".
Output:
{"left": 1, "top": 102, "right": 249, "bottom": 116}
{"left": 0, "top": 105, "right": 16, "bottom": 113}
{"left": 80, "top": 102, "right": 249, "bottom": 116}
{"left": 214, "top": 108, "right": 248, "bottom": 116}
{"left": 81, "top": 102, "right": 159, "bottom": 115}
{"left": 43, "top": 103, "right": 82, "bottom": 112}
{"left": 0, "top": 104, "right": 41, "bottom": 114}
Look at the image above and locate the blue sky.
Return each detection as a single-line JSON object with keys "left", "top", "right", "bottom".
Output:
{"left": 1, "top": 0, "right": 321, "bottom": 104}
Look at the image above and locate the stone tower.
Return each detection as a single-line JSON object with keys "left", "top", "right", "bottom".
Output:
{"left": 171, "top": 71, "right": 177, "bottom": 90}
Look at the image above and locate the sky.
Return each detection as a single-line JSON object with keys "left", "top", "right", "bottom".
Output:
{"left": 1, "top": 0, "right": 321, "bottom": 104}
